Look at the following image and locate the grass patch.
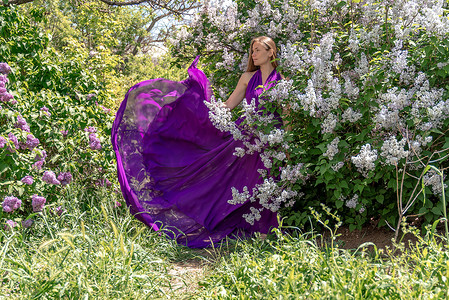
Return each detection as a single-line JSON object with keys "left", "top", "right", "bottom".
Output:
{"left": 2, "top": 185, "right": 449, "bottom": 299}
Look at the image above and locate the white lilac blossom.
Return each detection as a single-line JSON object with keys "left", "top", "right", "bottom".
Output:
{"left": 321, "top": 113, "right": 337, "bottom": 134}
{"left": 2, "top": 196, "right": 22, "bottom": 213}
{"left": 345, "top": 194, "right": 359, "bottom": 209}
{"left": 323, "top": 137, "right": 340, "bottom": 160}
{"left": 42, "top": 171, "right": 61, "bottom": 185}
{"left": 242, "top": 207, "right": 262, "bottom": 225}
{"left": 21, "top": 175, "right": 34, "bottom": 185}
{"left": 343, "top": 76, "right": 359, "bottom": 98}
{"left": 331, "top": 161, "right": 344, "bottom": 172}
{"left": 227, "top": 186, "right": 251, "bottom": 205}
{"left": 266, "top": 79, "right": 292, "bottom": 104}
{"left": 216, "top": 48, "right": 235, "bottom": 71}
{"left": 351, "top": 144, "right": 378, "bottom": 176}
{"left": 279, "top": 41, "right": 307, "bottom": 73}
{"left": 380, "top": 136, "right": 409, "bottom": 166}
{"left": 280, "top": 163, "right": 304, "bottom": 183}
{"left": 355, "top": 52, "right": 369, "bottom": 77}
{"left": 31, "top": 194, "right": 46, "bottom": 212}
{"left": 374, "top": 106, "right": 401, "bottom": 130}
{"left": 423, "top": 169, "right": 447, "bottom": 197}
{"left": 342, "top": 107, "right": 362, "bottom": 123}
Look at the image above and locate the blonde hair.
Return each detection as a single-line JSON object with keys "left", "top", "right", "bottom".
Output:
{"left": 246, "top": 36, "right": 278, "bottom": 72}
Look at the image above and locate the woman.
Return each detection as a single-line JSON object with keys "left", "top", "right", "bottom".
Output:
{"left": 111, "top": 36, "right": 282, "bottom": 248}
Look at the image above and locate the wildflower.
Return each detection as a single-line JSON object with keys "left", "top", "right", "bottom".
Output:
{"left": 31, "top": 194, "right": 46, "bottom": 212}
{"left": 4, "top": 220, "right": 17, "bottom": 231}
{"left": 22, "top": 219, "right": 34, "bottom": 228}
{"left": 0, "top": 63, "right": 11, "bottom": 75}
{"left": 21, "top": 175, "right": 34, "bottom": 185}
{"left": 60, "top": 130, "right": 68, "bottom": 136}
{"left": 114, "top": 201, "right": 122, "bottom": 208}
{"left": 57, "top": 172, "right": 73, "bottom": 186}
{"left": 2, "top": 196, "right": 22, "bottom": 213}
{"left": 42, "top": 171, "right": 60, "bottom": 185}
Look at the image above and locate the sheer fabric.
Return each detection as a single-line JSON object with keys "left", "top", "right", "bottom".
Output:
{"left": 111, "top": 57, "right": 282, "bottom": 247}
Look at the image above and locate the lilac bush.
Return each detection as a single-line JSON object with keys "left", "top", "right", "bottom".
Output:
{"left": 0, "top": 60, "right": 116, "bottom": 232}
{"left": 172, "top": 0, "right": 449, "bottom": 229}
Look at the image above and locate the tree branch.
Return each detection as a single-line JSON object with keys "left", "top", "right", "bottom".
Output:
{"left": 2, "top": 0, "right": 35, "bottom": 5}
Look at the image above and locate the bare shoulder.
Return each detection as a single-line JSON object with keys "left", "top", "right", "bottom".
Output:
{"left": 240, "top": 71, "right": 257, "bottom": 85}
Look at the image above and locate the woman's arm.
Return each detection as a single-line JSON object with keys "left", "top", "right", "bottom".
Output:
{"left": 223, "top": 72, "right": 253, "bottom": 110}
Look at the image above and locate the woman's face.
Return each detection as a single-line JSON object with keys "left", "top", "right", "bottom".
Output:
{"left": 251, "top": 42, "right": 273, "bottom": 67}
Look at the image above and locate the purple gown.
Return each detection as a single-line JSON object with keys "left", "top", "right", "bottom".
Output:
{"left": 111, "top": 57, "right": 282, "bottom": 248}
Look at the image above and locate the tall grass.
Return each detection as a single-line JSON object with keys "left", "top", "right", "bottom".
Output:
{"left": 197, "top": 226, "right": 449, "bottom": 299}
{"left": 0, "top": 183, "right": 205, "bottom": 299}
{"left": 2, "top": 184, "right": 449, "bottom": 299}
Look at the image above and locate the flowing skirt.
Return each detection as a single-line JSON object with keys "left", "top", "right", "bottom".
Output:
{"left": 111, "top": 57, "right": 278, "bottom": 248}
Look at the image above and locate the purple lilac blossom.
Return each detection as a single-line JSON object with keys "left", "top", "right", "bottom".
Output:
{"left": 0, "top": 63, "right": 11, "bottom": 75}
{"left": 0, "top": 136, "right": 6, "bottom": 148}
{"left": 114, "top": 201, "right": 122, "bottom": 208}
{"left": 84, "top": 126, "right": 97, "bottom": 133}
{"left": 42, "top": 171, "right": 60, "bottom": 185}
{"left": 2, "top": 196, "right": 22, "bottom": 213}
{"left": 55, "top": 206, "right": 65, "bottom": 216}
{"left": 57, "top": 172, "right": 73, "bottom": 186}
{"left": 21, "top": 175, "right": 34, "bottom": 185}
{"left": 32, "top": 160, "right": 44, "bottom": 170}
{"left": 0, "top": 75, "right": 8, "bottom": 83}
{"left": 86, "top": 93, "right": 96, "bottom": 101}
{"left": 4, "top": 220, "right": 17, "bottom": 231}
{"left": 31, "top": 194, "right": 46, "bottom": 212}
{"left": 8, "top": 132, "right": 18, "bottom": 149}
{"left": 100, "top": 105, "right": 111, "bottom": 113}
{"left": 89, "top": 133, "right": 101, "bottom": 150}
{"left": 22, "top": 219, "right": 34, "bottom": 228}
{"left": 26, "top": 135, "right": 39, "bottom": 150}
{"left": 16, "top": 115, "right": 30, "bottom": 132}
{"left": 34, "top": 149, "right": 47, "bottom": 162}
{"left": 40, "top": 106, "right": 51, "bottom": 117}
